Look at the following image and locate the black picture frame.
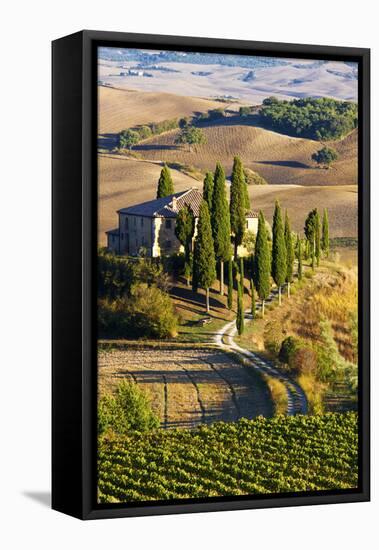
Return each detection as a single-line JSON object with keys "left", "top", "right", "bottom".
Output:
{"left": 52, "top": 30, "right": 370, "bottom": 520}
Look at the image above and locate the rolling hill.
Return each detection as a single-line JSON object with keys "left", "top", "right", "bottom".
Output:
{"left": 98, "top": 154, "right": 199, "bottom": 245}
{"left": 133, "top": 121, "right": 358, "bottom": 186}
{"left": 98, "top": 86, "right": 225, "bottom": 134}
{"left": 98, "top": 89, "right": 358, "bottom": 246}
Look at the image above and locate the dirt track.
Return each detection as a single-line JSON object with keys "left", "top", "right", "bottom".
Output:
{"left": 98, "top": 347, "right": 273, "bottom": 428}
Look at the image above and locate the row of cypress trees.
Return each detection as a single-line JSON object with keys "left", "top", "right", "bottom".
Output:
{"left": 155, "top": 161, "right": 329, "bottom": 319}
{"left": 191, "top": 156, "right": 251, "bottom": 311}
{"left": 235, "top": 204, "right": 330, "bottom": 334}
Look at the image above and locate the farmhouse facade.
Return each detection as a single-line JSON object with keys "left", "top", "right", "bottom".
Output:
{"left": 106, "top": 188, "right": 258, "bottom": 257}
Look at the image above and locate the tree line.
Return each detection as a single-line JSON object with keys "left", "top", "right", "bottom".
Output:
{"left": 260, "top": 96, "right": 358, "bottom": 141}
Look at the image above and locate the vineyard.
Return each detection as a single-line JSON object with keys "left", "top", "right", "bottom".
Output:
{"left": 98, "top": 412, "right": 358, "bottom": 503}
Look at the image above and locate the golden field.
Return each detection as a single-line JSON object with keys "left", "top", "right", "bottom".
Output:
{"left": 98, "top": 86, "right": 358, "bottom": 246}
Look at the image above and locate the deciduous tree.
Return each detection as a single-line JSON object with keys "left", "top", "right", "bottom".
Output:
{"left": 175, "top": 126, "right": 206, "bottom": 151}
{"left": 312, "top": 146, "right": 338, "bottom": 169}
{"left": 119, "top": 129, "right": 140, "bottom": 150}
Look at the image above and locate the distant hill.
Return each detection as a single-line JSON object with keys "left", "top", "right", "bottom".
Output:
{"left": 98, "top": 86, "right": 227, "bottom": 135}
{"left": 133, "top": 121, "right": 357, "bottom": 186}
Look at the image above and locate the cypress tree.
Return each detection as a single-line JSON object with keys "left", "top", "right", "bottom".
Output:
{"left": 230, "top": 156, "right": 246, "bottom": 258}
{"left": 211, "top": 162, "right": 231, "bottom": 295}
{"left": 315, "top": 210, "right": 321, "bottom": 267}
{"left": 192, "top": 201, "right": 216, "bottom": 312}
{"left": 240, "top": 256, "right": 244, "bottom": 294}
{"left": 322, "top": 208, "right": 329, "bottom": 258}
{"left": 236, "top": 280, "right": 244, "bottom": 335}
{"left": 296, "top": 235, "right": 303, "bottom": 281}
{"left": 156, "top": 164, "right": 174, "bottom": 198}
{"left": 304, "top": 208, "right": 319, "bottom": 270}
{"left": 253, "top": 211, "right": 271, "bottom": 318}
{"left": 271, "top": 200, "right": 287, "bottom": 305}
{"left": 203, "top": 171, "right": 214, "bottom": 212}
{"left": 175, "top": 205, "right": 195, "bottom": 286}
{"left": 250, "top": 278, "right": 256, "bottom": 318}
{"left": 242, "top": 169, "right": 250, "bottom": 210}
{"left": 284, "top": 210, "right": 294, "bottom": 297}
{"left": 227, "top": 258, "right": 233, "bottom": 310}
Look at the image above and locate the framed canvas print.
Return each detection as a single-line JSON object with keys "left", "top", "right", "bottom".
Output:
{"left": 52, "top": 30, "right": 370, "bottom": 519}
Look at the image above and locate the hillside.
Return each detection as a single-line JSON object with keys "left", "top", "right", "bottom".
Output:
{"left": 98, "top": 154, "right": 198, "bottom": 245}
{"left": 98, "top": 86, "right": 225, "bottom": 134}
{"left": 248, "top": 184, "right": 357, "bottom": 238}
{"left": 134, "top": 121, "right": 357, "bottom": 186}
{"left": 98, "top": 89, "right": 358, "bottom": 245}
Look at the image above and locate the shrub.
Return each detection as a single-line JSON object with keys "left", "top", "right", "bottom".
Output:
{"left": 150, "top": 118, "right": 178, "bottom": 135}
{"left": 98, "top": 250, "right": 136, "bottom": 300}
{"left": 136, "top": 125, "right": 152, "bottom": 140}
{"left": 239, "top": 105, "right": 254, "bottom": 117}
{"left": 98, "top": 284, "right": 178, "bottom": 339}
{"left": 98, "top": 381, "right": 159, "bottom": 435}
{"left": 264, "top": 320, "right": 285, "bottom": 355}
{"left": 244, "top": 168, "right": 268, "bottom": 185}
{"left": 278, "top": 336, "right": 300, "bottom": 365}
{"left": 129, "top": 284, "right": 178, "bottom": 338}
{"left": 291, "top": 346, "right": 318, "bottom": 376}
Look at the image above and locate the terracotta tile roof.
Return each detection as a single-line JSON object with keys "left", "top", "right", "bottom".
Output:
{"left": 246, "top": 210, "right": 259, "bottom": 218}
{"left": 118, "top": 188, "right": 203, "bottom": 218}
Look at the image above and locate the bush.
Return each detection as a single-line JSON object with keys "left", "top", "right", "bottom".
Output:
{"left": 244, "top": 168, "right": 268, "bottom": 185}
{"left": 239, "top": 105, "right": 254, "bottom": 117}
{"left": 264, "top": 320, "right": 285, "bottom": 355}
{"left": 98, "top": 250, "right": 136, "bottom": 300}
{"left": 291, "top": 346, "right": 318, "bottom": 376}
{"left": 278, "top": 336, "right": 300, "bottom": 364}
{"left": 98, "top": 284, "right": 178, "bottom": 339}
{"left": 98, "top": 381, "right": 160, "bottom": 435}
{"left": 149, "top": 118, "right": 178, "bottom": 135}
{"left": 130, "top": 284, "right": 178, "bottom": 338}
{"left": 135, "top": 125, "right": 152, "bottom": 140}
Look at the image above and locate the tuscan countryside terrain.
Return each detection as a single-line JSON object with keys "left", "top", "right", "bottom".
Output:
{"left": 97, "top": 48, "right": 359, "bottom": 504}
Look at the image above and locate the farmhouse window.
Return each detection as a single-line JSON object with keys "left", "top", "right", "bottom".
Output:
{"left": 165, "top": 219, "right": 172, "bottom": 229}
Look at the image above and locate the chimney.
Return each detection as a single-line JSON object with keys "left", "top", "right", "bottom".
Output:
{"left": 172, "top": 196, "right": 177, "bottom": 211}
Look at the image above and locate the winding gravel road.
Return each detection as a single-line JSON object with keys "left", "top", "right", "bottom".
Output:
{"left": 214, "top": 289, "right": 308, "bottom": 416}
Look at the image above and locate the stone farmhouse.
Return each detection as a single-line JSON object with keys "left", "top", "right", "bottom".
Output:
{"left": 106, "top": 188, "right": 258, "bottom": 257}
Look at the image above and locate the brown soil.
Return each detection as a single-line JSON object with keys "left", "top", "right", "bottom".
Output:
{"left": 98, "top": 347, "right": 273, "bottom": 428}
